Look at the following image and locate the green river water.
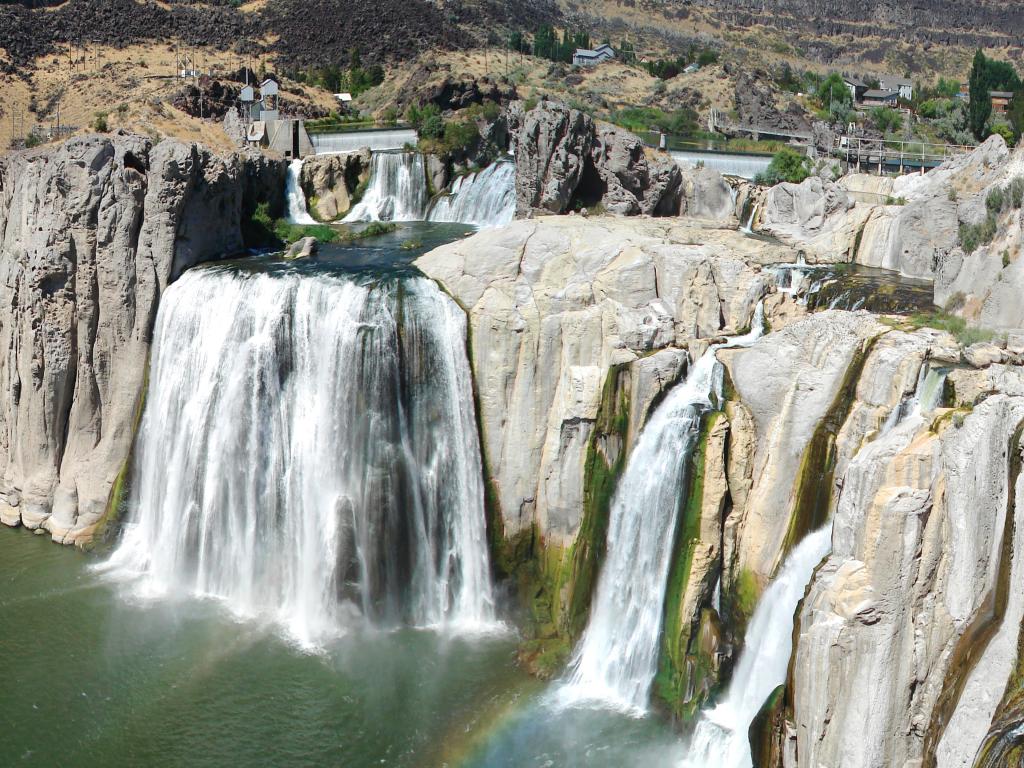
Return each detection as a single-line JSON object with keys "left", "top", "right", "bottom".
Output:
{"left": 0, "top": 527, "right": 680, "bottom": 767}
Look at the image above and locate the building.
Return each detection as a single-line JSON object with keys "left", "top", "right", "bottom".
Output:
{"left": 862, "top": 89, "right": 900, "bottom": 107}
{"left": 247, "top": 117, "right": 314, "bottom": 158}
{"left": 843, "top": 76, "right": 868, "bottom": 102}
{"left": 878, "top": 75, "right": 913, "bottom": 101}
{"left": 572, "top": 43, "right": 615, "bottom": 67}
{"left": 991, "top": 91, "right": 1014, "bottom": 114}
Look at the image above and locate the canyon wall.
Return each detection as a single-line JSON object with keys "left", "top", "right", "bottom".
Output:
{"left": 0, "top": 134, "right": 283, "bottom": 545}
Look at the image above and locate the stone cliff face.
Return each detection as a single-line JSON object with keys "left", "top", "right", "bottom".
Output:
{"left": 0, "top": 133, "right": 283, "bottom": 545}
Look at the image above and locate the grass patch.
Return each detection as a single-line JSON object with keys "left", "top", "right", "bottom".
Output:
{"left": 904, "top": 310, "right": 997, "bottom": 346}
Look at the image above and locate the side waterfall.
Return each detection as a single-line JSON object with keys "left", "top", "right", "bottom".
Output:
{"left": 680, "top": 527, "right": 833, "bottom": 768}
{"left": 102, "top": 267, "right": 495, "bottom": 647}
{"left": 557, "top": 304, "right": 766, "bottom": 714}
{"left": 427, "top": 162, "right": 516, "bottom": 228}
{"left": 679, "top": 361, "right": 948, "bottom": 767}
{"left": 344, "top": 151, "right": 429, "bottom": 222}
{"left": 285, "top": 159, "right": 317, "bottom": 225}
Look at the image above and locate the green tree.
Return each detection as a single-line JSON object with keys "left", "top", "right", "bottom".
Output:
{"left": 969, "top": 50, "right": 993, "bottom": 140}
{"left": 1009, "top": 90, "right": 1024, "bottom": 142}
{"left": 816, "top": 72, "right": 852, "bottom": 118}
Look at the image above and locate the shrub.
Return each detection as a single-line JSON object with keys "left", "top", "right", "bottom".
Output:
{"left": 92, "top": 111, "right": 109, "bottom": 132}
{"left": 24, "top": 133, "right": 42, "bottom": 148}
{"left": 872, "top": 107, "right": 903, "bottom": 133}
{"left": 420, "top": 114, "right": 445, "bottom": 140}
{"left": 1009, "top": 176, "right": 1024, "bottom": 208}
{"left": 986, "top": 186, "right": 1005, "bottom": 214}
{"left": 756, "top": 148, "right": 811, "bottom": 185}
{"left": 959, "top": 214, "right": 998, "bottom": 254}
{"left": 1003, "top": 249, "right": 1012, "bottom": 268}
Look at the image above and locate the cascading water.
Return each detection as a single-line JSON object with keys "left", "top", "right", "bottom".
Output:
{"left": 344, "top": 151, "right": 429, "bottom": 222}
{"left": 739, "top": 203, "right": 758, "bottom": 235}
{"left": 556, "top": 304, "right": 766, "bottom": 714}
{"left": 427, "top": 162, "right": 516, "bottom": 228}
{"left": 881, "top": 363, "right": 948, "bottom": 433}
{"left": 679, "top": 526, "right": 833, "bottom": 768}
{"left": 101, "top": 266, "right": 496, "bottom": 648}
{"left": 285, "top": 159, "right": 317, "bottom": 225}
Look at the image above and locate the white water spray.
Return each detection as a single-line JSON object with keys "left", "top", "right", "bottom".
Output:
{"left": 100, "top": 267, "right": 496, "bottom": 647}
{"left": 556, "top": 304, "right": 766, "bottom": 714}
{"left": 344, "top": 151, "right": 429, "bottom": 222}
{"left": 680, "top": 526, "right": 833, "bottom": 768}
{"left": 427, "top": 162, "right": 516, "bottom": 228}
{"left": 285, "top": 159, "right": 317, "bottom": 225}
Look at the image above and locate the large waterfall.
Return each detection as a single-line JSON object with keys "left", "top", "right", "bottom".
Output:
{"left": 344, "top": 151, "right": 429, "bottom": 223}
{"left": 557, "top": 305, "right": 765, "bottom": 714}
{"left": 427, "top": 162, "right": 516, "bottom": 228}
{"left": 102, "top": 267, "right": 495, "bottom": 648}
{"left": 285, "top": 159, "right": 317, "bottom": 225}
{"left": 680, "top": 527, "right": 833, "bottom": 768}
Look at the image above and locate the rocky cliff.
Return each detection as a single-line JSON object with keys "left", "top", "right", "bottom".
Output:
{"left": 0, "top": 133, "right": 283, "bottom": 545}
{"left": 418, "top": 210, "right": 1024, "bottom": 759}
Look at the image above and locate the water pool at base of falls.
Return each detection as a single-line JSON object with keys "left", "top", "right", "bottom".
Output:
{"left": 0, "top": 222, "right": 683, "bottom": 768}
{"left": 0, "top": 528, "right": 686, "bottom": 767}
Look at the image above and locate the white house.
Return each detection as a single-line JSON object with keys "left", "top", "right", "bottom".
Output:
{"left": 878, "top": 75, "right": 913, "bottom": 101}
{"left": 572, "top": 43, "right": 615, "bottom": 68}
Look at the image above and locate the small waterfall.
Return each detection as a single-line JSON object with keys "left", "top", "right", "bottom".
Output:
{"left": 740, "top": 203, "right": 758, "bottom": 235}
{"left": 101, "top": 267, "right": 495, "bottom": 647}
{"left": 286, "top": 159, "right": 317, "bottom": 225}
{"left": 427, "top": 162, "right": 516, "bottom": 228}
{"left": 680, "top": 526, "right": 833, "bottom": 768}
{"left": 770, "top": 254, "right": 808, "bottom": 297}
{"left": 881, "top": 364, "right": 948, "bottom": 434}
{"left": 344, "top": 151, "right": 429, "bottom": 222}
{"left": 556, "top": 304, "right": 766, "bottom": 714}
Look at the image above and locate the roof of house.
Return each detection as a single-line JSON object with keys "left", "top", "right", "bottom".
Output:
{"left": 990, "top": 90, "right": 1015, "bottom": 99}
{"left": 863, "top": 89, "right": 899, "bottom": 100}
{"left": 879, "top": 75, "right": 913, "bottom": 88}
{"left": 574, "top": 43, "right": 615, "bottom": 59}
{"left": 843, "top": 76, "right": 867, "bottom": 87}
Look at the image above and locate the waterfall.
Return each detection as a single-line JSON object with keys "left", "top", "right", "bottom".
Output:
{"left": 285, "top": 159, "right": 317, "bottom": 225}
{"left": 344, "top": 151, "right": 429, "bottom": 222}
{"left": 556, "top": 304, "right": 766, "bottom": 714}
{"left": 880, "top": 364, "right": 948, "bottom": 434}
{"left": 740, "top": 203, "right": 758, "bottom": 235}
{"left": 100, "top": 267, "right": 495, "bottom": 647}
{"left": 427, "top": 162, "right": 516, "bottom": 228}
{"left": 680, "top": 526, "right": 833, "bottom": 768}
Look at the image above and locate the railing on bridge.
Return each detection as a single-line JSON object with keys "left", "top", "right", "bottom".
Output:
{"left": 834, "top": 136, "right": 974, "bottom": 174}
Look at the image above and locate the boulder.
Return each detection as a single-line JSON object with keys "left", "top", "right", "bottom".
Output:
{"left": 589, "top": 122, "right": 682, "bottom": 215}
{"left": 514, "top": 100, "right": 592, "bottom": 215}
{"left": 300, "top": 150, "right": 370, "bottom": 221}
{"left": 964, "top": 341, "right": 1004, "bottom": 368}
{"left": 680, "top": 164, "right": 735, "bottom": 221}
{"left": 285, "top": 236, "right": 318, "bottom": 260}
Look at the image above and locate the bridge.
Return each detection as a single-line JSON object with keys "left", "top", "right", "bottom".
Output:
{"left": 834, "top": 136, "right": 973, "bottom": 175}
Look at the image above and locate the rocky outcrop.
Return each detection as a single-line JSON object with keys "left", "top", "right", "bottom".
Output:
{"left": 0, "top": 133, "right": 284, "bottom": 545}
{"left": 299, "top": 150, "right": 370, "bottom": 221}
{"left": 679, "top": 165, "right": 736, "bottom": 221}
{"left": 511, "top": 101, "right": 682, "bottom": 217}
{"left": 758, "top": 136, "right": 1024, "bottom": 328}
{"left": 789, "top": 391, "right": 1024, "bottom": 768}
